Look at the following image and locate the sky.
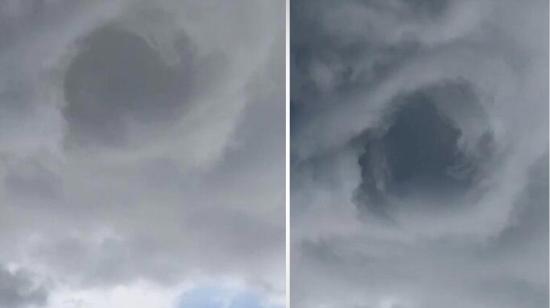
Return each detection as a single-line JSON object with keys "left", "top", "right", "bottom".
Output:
{"left": 1, "top": 1, "right": 549, "bottom": 308}
{"left": 290, "top": 0, "right": 548, "bottom": 308}
{"left": 0, "top": 1, "right": 284, "bottom": 307}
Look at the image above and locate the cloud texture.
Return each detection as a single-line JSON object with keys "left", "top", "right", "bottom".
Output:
{"left": 291, "top": 0, "right": 548, "bottom": 307}
{"left": 0, "top": 1, "right": 284, "bottom": 307}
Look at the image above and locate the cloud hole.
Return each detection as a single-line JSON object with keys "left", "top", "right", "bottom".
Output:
{"left": 356, "top": 82, "right": 492, "bottom": 217}
{"left": 63, "top": 25, "right": 193, "bottom": 148}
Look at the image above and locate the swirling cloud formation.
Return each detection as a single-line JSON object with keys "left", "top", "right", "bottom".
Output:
{"left": 291, "top": 1, "right": 548, "bottom": 307}
{"left": 0, "top": 1, "right": 284, "bottom": 307}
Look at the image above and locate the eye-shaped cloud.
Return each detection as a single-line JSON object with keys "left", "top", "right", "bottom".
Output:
{"left": 0, "top": 1, "right": 284, "bottom": 307}
{"left": 291, "top": 0, "right": 547, "bottom": 307}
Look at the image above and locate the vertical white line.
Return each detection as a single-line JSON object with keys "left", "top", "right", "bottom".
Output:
{"left": 285, "top": 0, "right": 291, "bottom": 306}
{"left": 547, "top": 1, "right": 550, "bottom": 305}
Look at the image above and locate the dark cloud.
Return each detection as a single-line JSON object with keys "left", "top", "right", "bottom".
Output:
{"left": 291, "top": 0, "right": 548, "bottom": 307}
{"left": 0, "top": 265, "right": 47, "bottom": 308}
{"left": 63, "top": 16, "right": 202, "bottom": 149}
{"left": 355, "top": 81, "right": 493, "bottom": 218}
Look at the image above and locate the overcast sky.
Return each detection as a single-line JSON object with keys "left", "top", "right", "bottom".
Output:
{"left": 291, "top": 0, "right": 548, "bottom": 308}
{"left": 1, "top": 1, "right": 549, "bottom": 307}
{"left": 0, "top": 1, "right": 284, "bottom": 307}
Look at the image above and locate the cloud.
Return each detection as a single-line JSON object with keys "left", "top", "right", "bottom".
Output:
{"left": 291, "top": 0, "right": 548, "bottom": 307}
{"left": 0, "top": 265, "right": 47, "bottom": 308}
{"left": 0, "top": 0, "right": 284, "bottom": 307}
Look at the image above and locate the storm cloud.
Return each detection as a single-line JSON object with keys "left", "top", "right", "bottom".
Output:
{"left": 291, "top": 0, "right": 548, "bottom": 307}
{"left": 0, "top": 1, "right": 284, "bottom": 307}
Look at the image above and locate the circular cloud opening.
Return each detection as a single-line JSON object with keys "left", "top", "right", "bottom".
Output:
{"left": 356, "top": 82, "right": 492, "bottom": 217}
{"left": 63, "top": 25, "right": 189, "bottom": 148}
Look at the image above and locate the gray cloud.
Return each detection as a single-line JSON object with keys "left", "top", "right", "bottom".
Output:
{"left": 0, "top": 265, "right": 47, "bottom": 308}
{"left": 63, "top": 24, "right": 191, "bottom": 147}
{"left": 0, "top": 0, "right": 284, "bottom": 307}
{"left": 291, "top": 0, "right": 547, "bottom": 307}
